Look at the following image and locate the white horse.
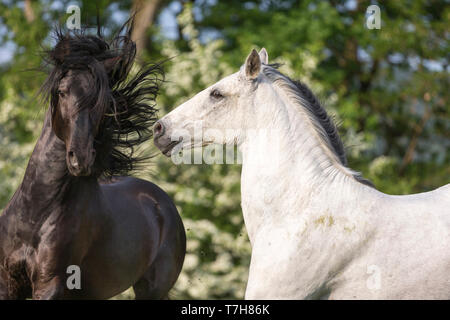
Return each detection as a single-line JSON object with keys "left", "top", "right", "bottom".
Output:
{"left": 154, "top": 48, "right": 450, "bottom": 299}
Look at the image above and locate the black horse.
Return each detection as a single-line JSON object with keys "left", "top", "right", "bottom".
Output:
{"left": 0, "top": 23, "right": 186, "bottom": 299}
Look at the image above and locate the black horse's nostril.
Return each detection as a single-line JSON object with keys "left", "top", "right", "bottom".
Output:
{"left": 153, "top": 121, "right": 165, "bottom": 138}
{"left": 68, "top": 151, "right": 79, "bottom": 169}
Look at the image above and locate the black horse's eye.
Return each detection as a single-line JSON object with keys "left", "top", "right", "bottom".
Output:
{"left": 210, "top": 89, "right": 224, "bottom": 100}
{"left": 57, "top": 90, "right": 66, "bottom": 98}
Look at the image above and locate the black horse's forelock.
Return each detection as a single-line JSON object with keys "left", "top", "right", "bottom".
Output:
{"left": 40, "top": 20, "right": 163, "bottom": 178}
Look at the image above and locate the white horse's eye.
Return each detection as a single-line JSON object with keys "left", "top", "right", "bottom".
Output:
{"left": 210, "top": 89, "right": 224, "bottom": 100}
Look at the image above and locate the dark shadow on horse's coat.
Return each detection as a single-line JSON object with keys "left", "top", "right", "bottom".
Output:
{"left": 0, "top": 20, "right": 186, "bottom": 300}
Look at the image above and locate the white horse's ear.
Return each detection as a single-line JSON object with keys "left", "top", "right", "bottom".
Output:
{"left": 259, "top": 48, "right": 268, "bottom": 65}
{"left": 245, "top": 49, "right": 261, "bottom": 80}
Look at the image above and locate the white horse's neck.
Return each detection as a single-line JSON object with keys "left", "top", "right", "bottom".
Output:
{"left": 239, "top": 81, "right": 379, "bottom": 244}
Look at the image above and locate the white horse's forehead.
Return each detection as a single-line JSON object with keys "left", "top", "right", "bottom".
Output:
{"left": 214, "top": 71, "right": 241, "bottom": 87}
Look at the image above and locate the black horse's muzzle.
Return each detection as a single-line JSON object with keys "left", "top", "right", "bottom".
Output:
{"left": 67, "top": 148, "right": 96, "bottom": 176}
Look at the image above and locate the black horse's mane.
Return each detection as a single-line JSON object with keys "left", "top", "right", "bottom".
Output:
{"left": 40, "top": 20, "right": 162, "bottom": 178}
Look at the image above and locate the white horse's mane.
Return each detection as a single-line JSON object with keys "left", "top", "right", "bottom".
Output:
{"left": 261, "top": 64, "right": 374, "bottom": 187}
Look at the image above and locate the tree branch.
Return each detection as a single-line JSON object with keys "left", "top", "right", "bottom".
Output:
{"left": 131, "top": 0, "right": 163, "bottom": 58}
{"left": 24, "top": 0, "right": 35, "bottom": 23}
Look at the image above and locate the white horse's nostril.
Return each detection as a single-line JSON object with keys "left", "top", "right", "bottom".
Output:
{"left": 154, "top": 121, "right": 165, "bottom": 138}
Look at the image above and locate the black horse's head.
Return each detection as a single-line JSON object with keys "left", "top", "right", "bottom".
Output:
{"left": 41, "top": 23, "right": 162, "bottom": 177}
{"left": 50, "top": 56, "right": 114, "bottom": 176}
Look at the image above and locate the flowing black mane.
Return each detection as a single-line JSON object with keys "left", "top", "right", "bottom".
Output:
{"left": 40, "top": 21, "right": 162, "bottom": 178}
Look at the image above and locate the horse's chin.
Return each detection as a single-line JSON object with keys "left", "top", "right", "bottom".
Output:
{"left": 69, "top": 170, "right": 92, "bottom": 177}
{"left": 67, "top": 165, "right": 92, "bottom": 177}
{"left": 161, "top": 140, "right": 182, "bottom": 157}
{"left": 157, "top": 139, "right": 211, "bottom": 157}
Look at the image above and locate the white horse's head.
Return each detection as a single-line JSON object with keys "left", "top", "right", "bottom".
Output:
{"left": 154, "top": 48, "right": 272, "bottom": 156}
{"left": 155, "top": 48, "right": 373, "bottom": 187}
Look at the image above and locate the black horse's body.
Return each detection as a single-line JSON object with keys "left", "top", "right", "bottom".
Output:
{"left": 0, "top": 113, "right": 185, "bottom": 299}
{"left": 0, "top": 22, "right": 185, "bottom": 299}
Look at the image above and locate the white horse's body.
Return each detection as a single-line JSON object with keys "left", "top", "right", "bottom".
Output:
{"left": 154, "top": 48, "right": 450, "bottom": 299}
{"left": 242, "top": 144, "right": 450, "bottom": 299}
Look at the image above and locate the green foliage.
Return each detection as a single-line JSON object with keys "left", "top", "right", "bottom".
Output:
{"left": 0, "top": 0, "right": 448, "bottom": 299}
{"left": 148, "top": 5, "right": 250, "bottom": 298}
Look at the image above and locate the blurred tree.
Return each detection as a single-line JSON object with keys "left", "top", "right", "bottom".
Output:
{"left": 24, "top": 0, "right": 35, "bottom": 22}
{"left": 150, "top": 4, "right": 251, "bottom": 298}
{"left": 194, "top": 0, "right": 450, "bottom": 194}
{"left": 131, "top": 0, "right": 167, "bottom": 57}
{"left": 0, "top": 0, "right": 52, "bottom": 205}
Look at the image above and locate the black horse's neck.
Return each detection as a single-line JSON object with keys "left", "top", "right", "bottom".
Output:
{"left": 2, "top": 109, "right": 97, "bottom": 228}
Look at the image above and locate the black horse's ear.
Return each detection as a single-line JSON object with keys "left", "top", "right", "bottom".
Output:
{"left": 102, "top": 56, "right": 122, "bottom": 75}
{"left": 51, "top": 38, "right": 71, "bottom": 66}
